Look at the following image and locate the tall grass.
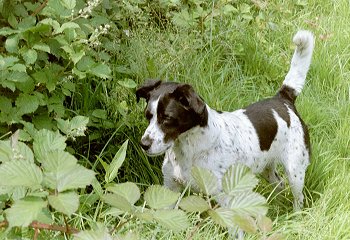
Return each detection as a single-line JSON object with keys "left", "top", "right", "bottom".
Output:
{"left": 107, "top": 0, "right": 350, "bottom": 238}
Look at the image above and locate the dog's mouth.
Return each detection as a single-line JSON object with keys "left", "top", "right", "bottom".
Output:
{"left": 142, "top": 144, "right": 172, "bottom": 157}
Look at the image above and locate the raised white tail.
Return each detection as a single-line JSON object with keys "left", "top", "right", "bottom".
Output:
{"left": 283, "top": 30, "right": 314, "bottom": 96}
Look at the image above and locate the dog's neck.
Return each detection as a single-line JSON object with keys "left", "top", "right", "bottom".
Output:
{"left": 172, "top": 106, "right": 223, "bottom": 159}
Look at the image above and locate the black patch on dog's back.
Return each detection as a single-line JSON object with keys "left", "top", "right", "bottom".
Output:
{"left": 244, "top": 97, "right": 292, "bottom": 151}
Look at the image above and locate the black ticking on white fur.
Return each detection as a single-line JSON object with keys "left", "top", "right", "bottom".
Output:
{"left": 136, "top": 30, "right": 315, "bottom": 212}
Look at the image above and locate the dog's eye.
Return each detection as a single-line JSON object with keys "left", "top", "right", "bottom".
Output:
{"left": 163, "top": 116, "right": 176, "bottom": 124}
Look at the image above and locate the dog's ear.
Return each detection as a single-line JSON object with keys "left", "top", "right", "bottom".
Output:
{"left": 171, "top": 84, "right": 207, "bottom": 126}
{"left": 136, "top": 80, "right": 162, "bottom": 102}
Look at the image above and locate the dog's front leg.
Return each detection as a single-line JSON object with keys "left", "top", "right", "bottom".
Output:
{"left": 162, "top": 150, "right": 182, "bottom": 192}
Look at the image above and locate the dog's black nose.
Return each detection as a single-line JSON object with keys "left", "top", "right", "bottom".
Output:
{"left": 140, "top": 136, "right": 152, "bottom": 151}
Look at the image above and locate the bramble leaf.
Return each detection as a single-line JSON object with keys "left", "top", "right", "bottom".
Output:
{"left": 33, "top": 129, "right": 67, "bottom": 163}
{"left": 191, "top": 167, "right": 218, "bottom": 195}
{"left": 144, "top": 185, "right": 180, "bottom": 209}
{"left": 153, "top": 209, "right": 189, "bottom": 232}
{"left": 102, "top": 193, "right": 133, "bottom": 212}
{"left": 222, "top": 164, "right": 258, "bottom": 195}
{"left": 228, "top": 192, "right": 267, "bottom": 217}
{"left": 106, "top": 182, "right": 140, "bottom": 205}
{"left": 179, "top": 195, "right": 210, "bottom": 213}
{"left": 48, "top": 191, "right": 79, "bottom": 216}
{"left": 5, "top": 197, "right": 47, "bottom": 227}
{"left": 0, "top": 160, "right": 42, "bottom": 189}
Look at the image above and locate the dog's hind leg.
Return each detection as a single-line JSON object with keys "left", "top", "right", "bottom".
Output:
{"left": 262, "top": 162, "right": 285, "bottom": 191}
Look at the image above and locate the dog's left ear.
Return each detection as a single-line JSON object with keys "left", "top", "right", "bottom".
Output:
{"left": 171, "top": 84, "right": 208, "bottom": 126}
{"left": 136, "top": 80, "right": 162, "bottom": 102}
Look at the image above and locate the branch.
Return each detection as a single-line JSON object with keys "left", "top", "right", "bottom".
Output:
{"left": 31, "top": 0, "right": 49, "bottom": 16}
{"left": 0, "top": 220, "right": 79, "bottom": 234}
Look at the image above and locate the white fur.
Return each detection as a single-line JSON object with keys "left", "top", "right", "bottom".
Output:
{"left": 141, "top": 98, "right": 173, "bottom": 156}
{"left": 161, "top": 105, "right": 309, "bottom": 210}
{"left": 283, "top": 30, "right": 314, "bottom": 95}
{"left": 142, "top": 30, "right": 313, "bottom": 211}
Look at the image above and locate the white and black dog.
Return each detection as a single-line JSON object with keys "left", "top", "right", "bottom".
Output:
{"left": 136, "top": 30, "right": 314, "bottom": 211}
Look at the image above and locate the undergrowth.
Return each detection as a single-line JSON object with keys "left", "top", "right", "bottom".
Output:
{"left": 0, "top": 0, "right": 349, "bottom": 239}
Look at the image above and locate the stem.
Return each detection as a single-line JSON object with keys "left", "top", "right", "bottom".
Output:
{"left": 0, "top": 220, "right": 79, "bottom": 234}
{"left": 31, "top": 0, "right": 49, "bottom": 16}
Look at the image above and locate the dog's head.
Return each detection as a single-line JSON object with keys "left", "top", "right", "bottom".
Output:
{"left": 136, "top": 80, "right": 208, "bottom": 156}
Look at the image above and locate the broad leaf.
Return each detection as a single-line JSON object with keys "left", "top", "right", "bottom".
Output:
{"left": 103, "top": 207, "right": 124, "bottom": 217}
{"left": 60, "top": 0, "right": 76, "bottom": 9}
{"left": 228, "top": 192, "right": 267, "bottom": 216}
{"left": 118, "top": 79, "right": 137, "bottom": 89}
{"left": 5, "top": 197, "right": 47, "bottom": 227}
{"left": 41, "top": 150, "right": 77, "bottom": 173}
{"left": 74, "top": 224, "right": 113, "bottom": 240}
{"left": 15, "top": 93, "right": 39, "bottom": 115}
{"left": 56, "top": 165, "right": 95, "bottom": 192}
{"left": 153, "top": 209, "right": 189, "bottom": 232}
{"left": 191, "top": 167, "right": 218, "bottom": 195}
{"left": 0, "top": 140, "right": 34, "bottom": 162}
{"left": 33, "top": 129, "right": 67, "bottom": 163}
{"left": 257, "top": 215, "right": 273, "bottom": 234}
{"left": 48, "top": 192, "right": 79, "bottom": 216}
{"left": 179, "top": 196, "right": 210, "bottom": 213}
{"left": 232, "top": 214, "right": 258, "bottom": 234}
{"left": 105, "top": 140, "right": 128, "bottom": 183}
{"left": 33, "top": 43, "right": 50, "bottom": 53}
{"left": 89, "top": 64, "right": 111, "bottom": 79}
{"left": 22, "top": 49, "right": 37, "bottom": 65}
{"left": 144, "top": 185, "right": 180, "bottom": 209}
{"left": 208, "top": 208, "right": 236, "bottom": 228}
{"left": 106, "top": 182, "right": 140, "bottom": 205}
{"left": 222, "top": 164, "right": 258, "bottom": 195}
{"left": 0, "top": 160, "right": 42, "bottom": 189}
{"left": 102, "top": 193, "right": 133, "bottom": 212}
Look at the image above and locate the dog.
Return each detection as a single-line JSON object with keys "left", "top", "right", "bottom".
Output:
{"left": 136, "top": 30, "right": 314, "bottom": 211}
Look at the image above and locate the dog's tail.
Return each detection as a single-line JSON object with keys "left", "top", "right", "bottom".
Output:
{"left": 279, "top": 30, "right": 314, "bottom": 102}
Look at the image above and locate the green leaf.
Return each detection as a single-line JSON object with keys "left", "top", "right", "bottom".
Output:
{"left": 57, "top": 116, "right": 89, "bottom": 138}
{"left": 0, "top": 160, "right": 42, "bottom": 189}
{"left": 103, "top": 207, "right": 124, "bottom": 217}
{"left": 106, "top": 182, "right": 140, "bottom": 205}
{"left": 15, "top": 93, "right": 39, "bottom": 115}
{"left": 5, "top": 197, "right": 47, "bottom": 227}
{"left": 60, "top": 0, "right": 76, "bottom": 9}
{"left": 0, "top": 27, "right": 20, "bottom": 36}
{"left": 0, "top": 140, "right": 34, "bottom": 162}
{"left": 144, "top": 185, "right": 180, "bottom": 209}
{"left": 118, "top": 79, "right": 137, "bottom": 89}
{"left": 5, "top": 35, "right": 19, "bottom": 53}
{"left": 48, "top": 191, "right": 79, "bottom": 216}
{"left": 153, "top": 209, "right": 189, "bottom": 232}
{"left": 102, "top": 193, "right": 133, "bottom": 212}
{"left": 89, "top": 64, "right": 111, "bottom": 79}
{"left": 179, "top": 195, "right": 210, "bottom": 213}
{"left": 74, "top": 224, "right": 113, "bottom": 240}
{"left": 22, "top": 49, "right": 37, "bottom": 65}
{"left": 92, "top": 109, "right": 107, "bottom": 119}
{"left": 33, "top": 129, "right": 67, "bottom": 163}
{"left": 191, "top": 167, "right": 218, "bottom": 195}
{"left": 208, "top": 208, "right": 236, "bottom": 228}
{"left": 44, "top": 159, "right": 95, "bottom": 192}
{"left": 9, "top": 63, "right": 26, "bottom": 72}
{"left": 105, "top": 140, "right": 128, "bottom": 183}
{"left": 40, "top": 18, "right": 60, "bottom": 33}
{"left": 54, "top": 22, "right": 80, "bottom": 34}
{"left": 33, "top": 43, "right": 51, "bottom": 53}
{"left": 232, "top": 214, "right": 258, "bottom": 234}
{"left": 257, "top": 215, "right": 273, "bottom": 234}
{"left": 228, "top": 192, "right": 267, "bottom": 217}
{"left": 222, "top": 164, "right": 258, "bottom": 195}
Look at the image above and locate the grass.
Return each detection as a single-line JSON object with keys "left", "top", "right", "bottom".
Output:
{"left": 111, "top": 0, "right": 350, "bottom": 239}
{"left": 8, "top": 0, "right": 347, "bottom": 239}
